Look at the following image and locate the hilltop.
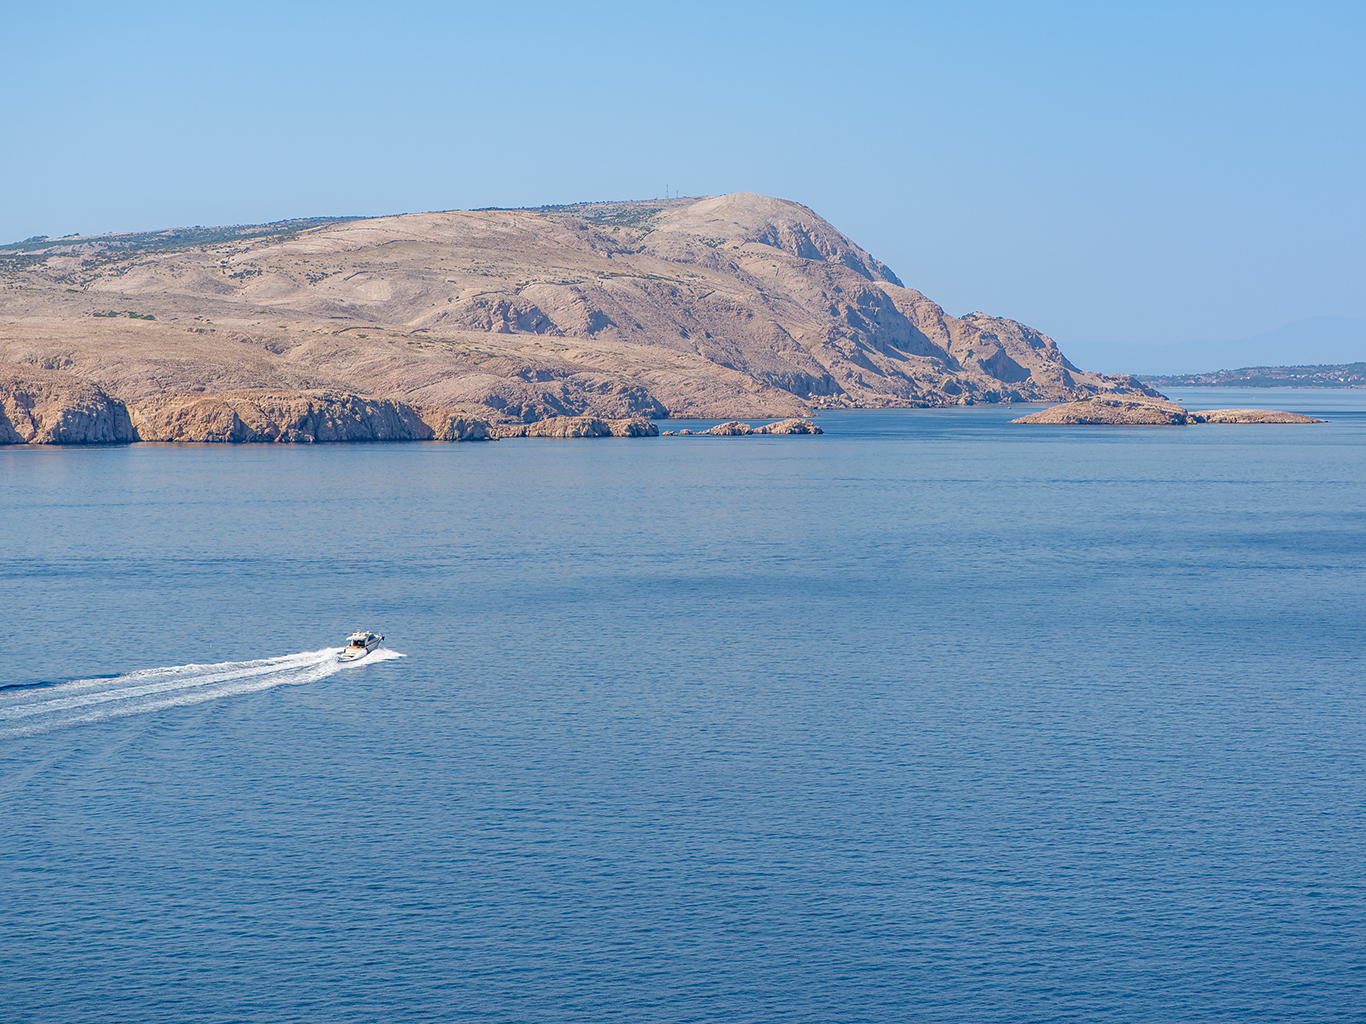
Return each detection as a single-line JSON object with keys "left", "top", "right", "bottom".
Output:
{"left": 0, "top": 193, "right": 1156, "bottom": 442}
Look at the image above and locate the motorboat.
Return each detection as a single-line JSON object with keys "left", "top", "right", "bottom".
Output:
{"left": 338, "top": 630, "right": 384, "bottom": 662}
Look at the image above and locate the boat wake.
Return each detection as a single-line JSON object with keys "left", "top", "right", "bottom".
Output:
{"left": 0, "top": 647, "right": 403, "bottom": 739}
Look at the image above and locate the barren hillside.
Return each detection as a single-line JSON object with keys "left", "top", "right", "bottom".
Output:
{"left": 0, "top": 193, "right": 1156, "bottom": 440}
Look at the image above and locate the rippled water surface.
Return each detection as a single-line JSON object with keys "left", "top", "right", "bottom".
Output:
{"left": 3, "top": 391, "right": 1365, "bottom": 1022}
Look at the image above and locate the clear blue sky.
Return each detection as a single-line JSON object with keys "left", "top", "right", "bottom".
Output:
{"left": 3, "top": 0, "right": 1361, "bottom": 348}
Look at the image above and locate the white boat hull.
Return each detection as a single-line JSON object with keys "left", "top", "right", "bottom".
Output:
{"left": 337, "top": 631, "right": 384, "bottom": 663}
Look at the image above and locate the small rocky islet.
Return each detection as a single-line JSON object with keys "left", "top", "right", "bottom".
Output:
{"left": 664, "top": 418, "right": 822, "bottom": 436}
{"left": 1010, "top": 395, "right": 1323, "bottom": 426}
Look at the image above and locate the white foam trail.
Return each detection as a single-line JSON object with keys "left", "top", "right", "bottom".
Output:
{"left": 0, "top": 647, "right": 404, "bottom": 739}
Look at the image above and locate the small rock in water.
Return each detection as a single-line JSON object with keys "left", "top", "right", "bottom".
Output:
{"left": 757, "top": 417, "right": 822, "bottom": 434}
{"left": 702, "top": 420, "right": 755, "bottom": 435}
{"left": 493, "top": 415, "right": 659, "bottom": 439}
{"left": 698, "top": 417, "right": 822, "bottom": 436}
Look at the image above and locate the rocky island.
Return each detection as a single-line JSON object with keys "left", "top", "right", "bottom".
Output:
{"left": 1011, "top": 395, "right": 1324, "bottom": 425}
{"left": 1, "top": 193, "right": 1159, "bottom": 444}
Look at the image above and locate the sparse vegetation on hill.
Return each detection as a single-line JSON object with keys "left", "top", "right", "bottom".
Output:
{"left": 528, "top": 198, "right": 693, "bottom": 228}
{"left": 0, "top": 217, "right": 360, "bottom": 255}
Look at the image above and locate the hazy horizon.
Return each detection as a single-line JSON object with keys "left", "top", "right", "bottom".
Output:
{"left": 1063, "top": 316, "right": 1366, "bottom": 376}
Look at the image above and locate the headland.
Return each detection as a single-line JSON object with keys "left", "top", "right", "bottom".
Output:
{"left": 1, "top": 193, "right": 1157, "bottom": 444}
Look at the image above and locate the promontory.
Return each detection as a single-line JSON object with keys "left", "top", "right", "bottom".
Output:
{"left": 1, "top": 193, "right": 1159, "bottom": 444}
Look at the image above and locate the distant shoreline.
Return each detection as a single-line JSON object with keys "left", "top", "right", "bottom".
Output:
{"left": 1141, "top": 363, "right": 1366, "bottom": 388}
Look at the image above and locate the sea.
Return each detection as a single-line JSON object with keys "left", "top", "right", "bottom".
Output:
{"left": 2, "top": 387, "right": 1363, "bottom": 1023}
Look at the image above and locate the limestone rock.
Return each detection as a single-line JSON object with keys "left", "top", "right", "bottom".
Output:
{"left": 0, "top": 365, "right": 135, "bottom": 444}
{"left": 697, "top": 417, "right": 822, "bottom": 435}
{"left": 1011, "top": 397, "right": 1324, "bottom": 426}
{"left": 756, "top": 417, "right": 822, "bottom": 434}
{"left": 607, "top": 417, "right": 660, "bottom": 437}
{"left": 1011, "top": 397, "right": 1190, "bottom": 425}
{"left": 427, "top": 411, "right": 497, "bottom": 441}
{"left": 494, "top": 416, "right": 659, "bottom": 438}
{"left": 1187, "top": 408, "right": 1324, "bottom": 424}
{"left": 128, "top": 390, "right": 433, "bottom": 442}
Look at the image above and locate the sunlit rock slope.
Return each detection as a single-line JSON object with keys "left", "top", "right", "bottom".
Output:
{"left": 0, "top": 193, "right": 1157, "bottom": 442}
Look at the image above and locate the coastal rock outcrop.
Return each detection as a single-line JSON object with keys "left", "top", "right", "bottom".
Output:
{"left": 1187, "top": 408, "right": 1325, "bottom": 424}
{"left": 756, "top": 417, "right": 821, "bottom": 434}
{"left": 1011, "top": 396, "right": 1324, "bottom": 425}
{"left": 427, "top": 410, "right": 497, "bottom": 441}
{"left": 0, "top": 365, "right": 135, "bottom": 444}
{"left": 128, "top": 390, "right": 435, "bottom": 442}
{"left": 494, "top": 416, "right": 659, "bottom": 438}
{"left": 697, "top": 418, "right": 823, "bottom": 436}
{"left": 700, "top": 421, "right": 756, "bottom": 436}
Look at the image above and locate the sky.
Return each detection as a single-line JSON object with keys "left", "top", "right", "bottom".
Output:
{"left": 2, "top": 0, "right": 1362, "bottom": 354}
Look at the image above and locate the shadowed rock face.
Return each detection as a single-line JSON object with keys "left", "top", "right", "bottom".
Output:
{"left": 428, "top": 412, "right": 496, "bottom": 442}
{"left": 0, "top": 366, "right": 136, "bottom": 443}
{"left": 0, "top": 368, "right": 501, "bottom": 445}
{"left": 0, "top": 192, "right": 1159, "bottom": 440}
{"left": 128, "top": 390, "right": 436, "bottom": 443}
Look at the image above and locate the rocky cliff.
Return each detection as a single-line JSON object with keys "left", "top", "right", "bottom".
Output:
{"left": 129, "top": 390, "right": 435, "bottom": 443}
{"left": 0, "top": 193, "right": 1158, "bottom": 443}
{"left": 0, "top": 365, "right": 136, "bottom": 443}
{"left": 0, "top": 366, "right": 483, "bottom": 445}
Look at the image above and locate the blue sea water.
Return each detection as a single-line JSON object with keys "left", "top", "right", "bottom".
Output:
{"left": 2, "top": 389, "right": 1364, "bottom": 1023}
